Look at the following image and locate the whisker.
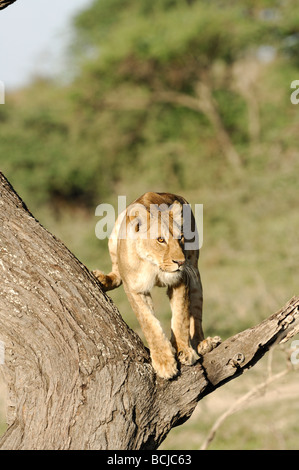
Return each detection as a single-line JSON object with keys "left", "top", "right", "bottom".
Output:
{"left": 183, "top": 263, "right": 198, "bottom": 285}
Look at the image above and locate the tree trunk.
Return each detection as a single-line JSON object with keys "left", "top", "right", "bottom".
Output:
{"left": 0, "top": 172, "right": 298, "bottom": 450}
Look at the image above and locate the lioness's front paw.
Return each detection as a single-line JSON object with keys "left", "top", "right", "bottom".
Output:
{"left": 93, "top": 270, "right": 108, "bottom": 288}
{"left": 198, "top": 336, "right": 221, "bottom": 355}
{"left": 151, "top": 352, "right": 178, "bottom": 380}
{"left": 93, "top": 269, "right": 104, "bottom": 279}
{"left": 178, "top": 346, "right": 199, "bottom": 366}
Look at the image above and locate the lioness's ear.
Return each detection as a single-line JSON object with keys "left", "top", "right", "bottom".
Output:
{"left": 126, "top": 203, "right": 148, "bottom": 237}
{"left": 149, "top": 204, "right": 160, "bottom": 218}
{"left": 169, "top": 200, "right": 182, "bottom": 221}
{"left": 169, "top": 201, "right": 183, "bottom": 238}
{"left": 135, "top": 217, "right": 142, "bottom": 233}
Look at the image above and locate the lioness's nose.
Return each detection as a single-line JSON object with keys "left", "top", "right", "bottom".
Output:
{"left": 173, "top": 259, "right": 185, "bottom": 267}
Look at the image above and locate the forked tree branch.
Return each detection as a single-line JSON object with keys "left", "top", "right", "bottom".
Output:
{"left": 0, "top": 171, "right": 298, "bottom": 449}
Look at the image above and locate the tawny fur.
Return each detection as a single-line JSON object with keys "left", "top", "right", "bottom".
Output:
{"left": 93, "top": 192, "right": 220, "bottom": 379}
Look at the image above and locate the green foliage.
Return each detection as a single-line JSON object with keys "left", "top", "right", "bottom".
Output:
{"left": 2, "top": 0, "right": 299, "bottom": 210}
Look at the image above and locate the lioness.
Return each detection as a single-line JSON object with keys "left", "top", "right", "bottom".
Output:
{"left": 93, "top": 192, "right": 220, "bottom": 379}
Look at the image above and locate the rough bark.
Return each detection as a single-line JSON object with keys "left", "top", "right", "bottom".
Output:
{"left": 0, "top": 171, "right": 298, "bottom": 450}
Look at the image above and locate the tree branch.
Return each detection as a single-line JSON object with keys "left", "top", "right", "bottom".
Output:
{"left": 0, "top": 171, "right": 298, "bottom": 449}
{"left": 202, "top": 296, "right": 299, "bottom": 388}
{"left": 154, "top": 81, "right": 243, "bottom": 173}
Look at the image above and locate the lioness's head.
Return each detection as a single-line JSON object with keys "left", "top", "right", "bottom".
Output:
{"left": 126, "top": 200, "right": 186, "bottom": 274}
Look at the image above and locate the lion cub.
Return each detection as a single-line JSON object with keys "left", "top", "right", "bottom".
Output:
{"left": 93, "top": 192, "right": 220, "bottom": 379}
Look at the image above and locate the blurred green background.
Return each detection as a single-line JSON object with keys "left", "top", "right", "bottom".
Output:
{"left": 1, "top": 0, "right": 299, "bottom": 449}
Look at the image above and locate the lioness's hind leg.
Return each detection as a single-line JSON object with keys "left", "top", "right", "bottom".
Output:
{"left": 188, "top": 263, "right": 221, "bottom": 355}
{"left": 188, "top": 269, "right": 204, "bottom": 350}
{"left": 198, "top": 335, "right": 222, "bottom": 355}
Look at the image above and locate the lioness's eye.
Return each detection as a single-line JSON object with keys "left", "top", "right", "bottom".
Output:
{"left": 157, "top": 237, "right": 165, "bottom": 243}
